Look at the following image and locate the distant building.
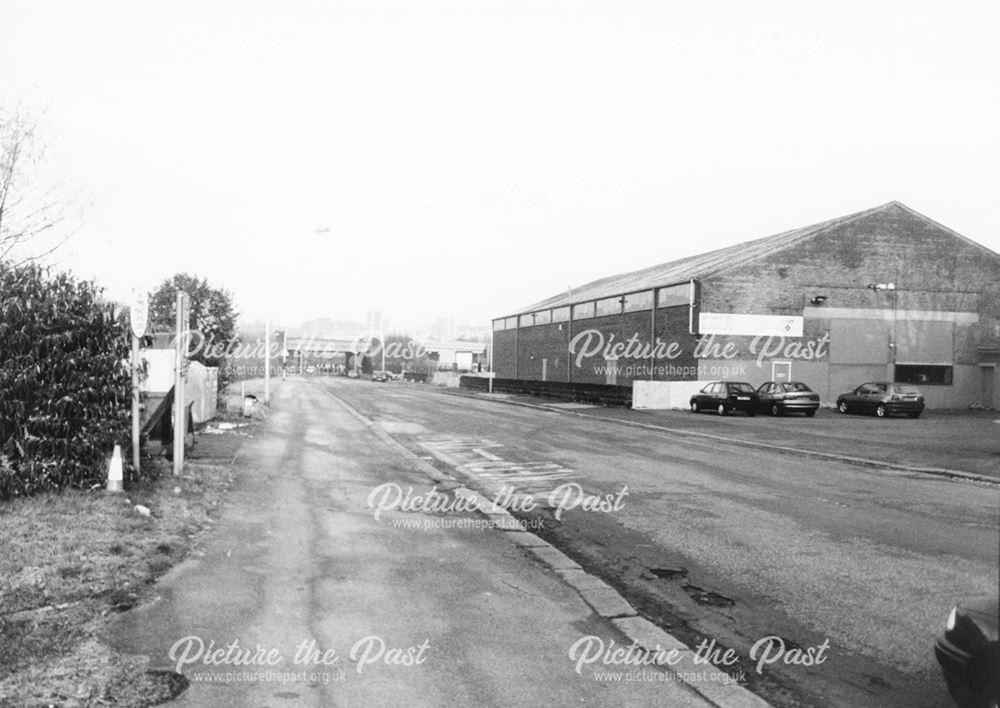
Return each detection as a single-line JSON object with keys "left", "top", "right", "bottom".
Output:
{"left": 492, "top": 202, "right": 1000, "bottom": 409}
{"left": 429, "top": 316, "right": 455, "bottom": 341}
{"left": 366, "top": 310, "right": 384, "bottom": 334}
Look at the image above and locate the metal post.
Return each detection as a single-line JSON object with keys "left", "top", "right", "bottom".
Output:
{"left": 488, "top": 326, "right": 494, "bottom": 393}
{"left": 131, "top": 333, "right": 141, "bottom": 473}
{"left": 173, "top": 291, "right": 188, "bottom": 476}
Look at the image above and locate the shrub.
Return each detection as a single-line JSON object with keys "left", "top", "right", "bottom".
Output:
{"left": 0, "top": 262, "right": 132, "bottom": 499}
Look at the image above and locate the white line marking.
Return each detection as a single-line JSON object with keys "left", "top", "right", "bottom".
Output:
{"left": 473, "top": 447, "right": 504, "bottom": 461}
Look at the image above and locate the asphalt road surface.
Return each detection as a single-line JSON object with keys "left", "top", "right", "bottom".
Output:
{"left": 320, "top": 376, "right": 1000, "bottom": 708}
{"left": 106, "top": 379, "right": 716, "bottom": 707}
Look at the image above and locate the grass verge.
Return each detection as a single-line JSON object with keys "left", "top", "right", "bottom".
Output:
{"left": 0, "top": 453, "right": 237, "bottom": 707}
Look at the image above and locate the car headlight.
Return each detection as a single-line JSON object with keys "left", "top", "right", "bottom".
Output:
{"left": 946, "top": 606, "right": 957, "bottom": 632}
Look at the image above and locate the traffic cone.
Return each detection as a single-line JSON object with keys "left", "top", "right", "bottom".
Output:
{"left": 107, "top": 444, "right": 124, "bottom": 493}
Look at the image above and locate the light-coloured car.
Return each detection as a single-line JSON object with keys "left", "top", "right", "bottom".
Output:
{"left": 836, "top": 382, "right": 924, "bottom": 418}
{"left": 756, "top": 381, "right": 820, "bottom": 417}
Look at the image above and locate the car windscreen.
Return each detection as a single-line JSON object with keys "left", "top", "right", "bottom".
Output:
{"left": 893, "top": 385, "right": 920, "bottom": 395}
{"left": 782, "top": 383, "right": 811, "bottom": 392}
{"left": 729, "top": 383, "right": 755, "bottom": 393}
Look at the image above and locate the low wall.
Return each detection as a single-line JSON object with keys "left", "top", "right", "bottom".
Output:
{"left": 431, "top": 372, "right": 463, "bottom": 388}
{"left": 633, "top": 381, "right": 712, "bottom": 410}
{"left": 460, "top": 376, "right": 632, "bottom": 406}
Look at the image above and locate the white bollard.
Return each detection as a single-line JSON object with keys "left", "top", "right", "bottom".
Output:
{"left": 107, "top": 444, "right": 124, "bottom": 493}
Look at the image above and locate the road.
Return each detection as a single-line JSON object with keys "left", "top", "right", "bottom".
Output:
{"left": 321, "top": 376, "right": 1000, "bottom": 708}
{"left": 102, "top": 379, "right": 713, "bottom": 707}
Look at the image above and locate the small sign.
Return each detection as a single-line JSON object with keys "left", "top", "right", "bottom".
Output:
{"left": 130, "top": 290, "right": 149, "bottom": 338}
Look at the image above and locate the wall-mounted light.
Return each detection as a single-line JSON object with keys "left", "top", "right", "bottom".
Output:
{"left": 810, "top": 295, "right": 828, "bottom": 305}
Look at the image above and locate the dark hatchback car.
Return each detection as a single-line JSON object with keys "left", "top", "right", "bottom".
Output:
{"left": 690, "top": 381, "right": 758, "bottom": 416}
{"left": 935, "top": 597, "right": 999, "bottom": 707}
{"left": 836, "top": 382, "right": 925, "bottom": 418}
{"left": 756, "top": 381, "right": 820, "bottom": 417}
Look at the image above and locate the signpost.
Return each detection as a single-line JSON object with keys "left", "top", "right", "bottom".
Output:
{"left": 173, "top": 291, "right": 190, "bottom": 476}
{"left": 130, "top": 290, "right": 149, "bottom": 474}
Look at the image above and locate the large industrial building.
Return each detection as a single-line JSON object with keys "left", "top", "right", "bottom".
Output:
{"left": 492, "top": 202, "right": 1000, "bottom": 409}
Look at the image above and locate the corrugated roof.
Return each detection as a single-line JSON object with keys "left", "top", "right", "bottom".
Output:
{"left": 504, "top": 201, "right": 982, "bottom": 317}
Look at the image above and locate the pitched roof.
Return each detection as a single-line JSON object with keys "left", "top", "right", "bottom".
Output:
{"left": 506, "top": 201, "right": 997, "bottom": 316}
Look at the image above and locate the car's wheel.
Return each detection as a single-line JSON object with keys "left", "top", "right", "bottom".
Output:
{"left": 805, "top": 410, "right": 816, "bottom": 418}
{"left": 717, "top": 403, "right": 727, "bottom": 416}
{"left": 691, "top": 401, "right": 699, "bottom": 413}
{"left": 875, "top": 404, "right": 888, "bottom": 418}
{"left": 837, "top": 400, "right": 848, "bottom": 414}
{"left": 770, "top": 403, "right": 781, "bottom": 417}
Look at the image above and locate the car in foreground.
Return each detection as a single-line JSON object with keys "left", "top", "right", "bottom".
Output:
{"left": 836, "top": 382, "right": 924, "bottom": 418}
{"left": 371, "top": 370, "right": 391, "bottom": 382}
{"left": 935, "top": 597, "right": 999, "bottom": 707}
{"left": 756, "top": 381, "right": 820, "bottom": 417}
{"left": 690, "top": 381, "right": 758, "bottom": 416}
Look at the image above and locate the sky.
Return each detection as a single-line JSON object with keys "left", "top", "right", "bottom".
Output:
{"left": 2, "top": 1, "right": 998, "bottom": 331}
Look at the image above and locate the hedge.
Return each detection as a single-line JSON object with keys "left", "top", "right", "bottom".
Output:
{"left": 0, "top": 261, "right": 133, "bottom": 499}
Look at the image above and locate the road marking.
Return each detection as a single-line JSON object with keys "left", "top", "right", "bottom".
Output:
{"left": 473, "top": 447, "right": 504, "bottom": 461}
{"left": 419, "top": 437, "right": 577, "bottom": 500}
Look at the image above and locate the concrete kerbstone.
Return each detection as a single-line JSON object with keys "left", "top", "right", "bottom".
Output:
{"left": 576, "top": 584, "right": 637, "bottom": 619}
{"left": 527, "top": 545, "right": 582, "bottom": 570}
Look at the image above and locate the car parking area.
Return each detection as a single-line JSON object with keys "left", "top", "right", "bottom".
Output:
{"left": 592, "top": 405, "right": 1000, "bottom": 478}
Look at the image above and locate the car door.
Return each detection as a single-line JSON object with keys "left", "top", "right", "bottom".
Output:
{"left": 858, "top": 383, "right": 881, "bottom": 412}
{"left": 847, "top": 384, "right": 870, "bottom": 412}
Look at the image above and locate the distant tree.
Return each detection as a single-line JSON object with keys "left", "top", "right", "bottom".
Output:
{"left": 0, "top": 107, "right": 76, "bottom": 262}
{"left": 148, "top": 273, "right": 238, "bottom": 369}
{"left": 379, "top": 333, "right": 436, "bottom": 375}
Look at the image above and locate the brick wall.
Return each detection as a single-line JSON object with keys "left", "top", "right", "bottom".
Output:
{"left": 699, "top": 206, "right": 1000, "bottom": 363}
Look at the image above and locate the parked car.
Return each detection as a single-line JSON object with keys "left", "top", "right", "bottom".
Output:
{"left": 934, "top": 597, "right": 998, "bottom": 707}
{"left": 690, "top": 381, "right": 758, "bottom": 416}
{"left": 371, "top": 370, "right": 391, "bottom": 382}
{"left": 756, "top": 381, "right": 820, "bottom": 417}
{"left": 836, "top": 382, "right": 924, "bottom": 418}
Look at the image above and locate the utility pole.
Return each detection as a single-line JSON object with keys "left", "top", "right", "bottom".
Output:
{"left": 173, "top": 290, "right": 190, "bottom": 476}
{"left": 264, "top": 319, "right": 271, "bottom": 405}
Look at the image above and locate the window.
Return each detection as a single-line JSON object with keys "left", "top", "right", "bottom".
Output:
{"left": 552, "top": 306, "right": 570, "bottom": 323}
{"left": 518, "top": 314, "right": 534, "bottom": 328}
{"left": 595, "top": 297, "right": 621, "bottom": 317}
{"left": 573, "top": 302, "right": 595, "bottom": 320}
{"left": 895, "top": 364, "right": 953, "bottom": 385}
{"left": 622, "top": 290, "right": 653, "bottom": 312}
{"left": 493, "top": 319, "right": 506, "bottom": 331}
{"left": 657, "top": 283, "right": 691, "bottom": 308}
{"left": 505, "top": 317, "right": 517, "bottom": 330}
{"left": 534, "top": 310, "right": 551, "bottom": 325}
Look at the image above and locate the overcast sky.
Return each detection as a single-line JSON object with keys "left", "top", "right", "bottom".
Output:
{"left": 3, "top": 1, "right": 998, "bottom": 330}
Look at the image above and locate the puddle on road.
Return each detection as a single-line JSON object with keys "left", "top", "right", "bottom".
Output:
{"left": 682, "top": 584, "right": 736, "bottom": 608}
{"left": 647, "top": 566, "right": 689, "bottom": 580}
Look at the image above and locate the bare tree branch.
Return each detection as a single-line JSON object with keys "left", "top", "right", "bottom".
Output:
{"left": 0, "top": 107, "right": 76, "bottom": 261}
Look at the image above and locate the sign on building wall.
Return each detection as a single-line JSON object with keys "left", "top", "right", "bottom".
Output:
{"left": 698, "top": 313, "right": 804, "bottom": 337}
